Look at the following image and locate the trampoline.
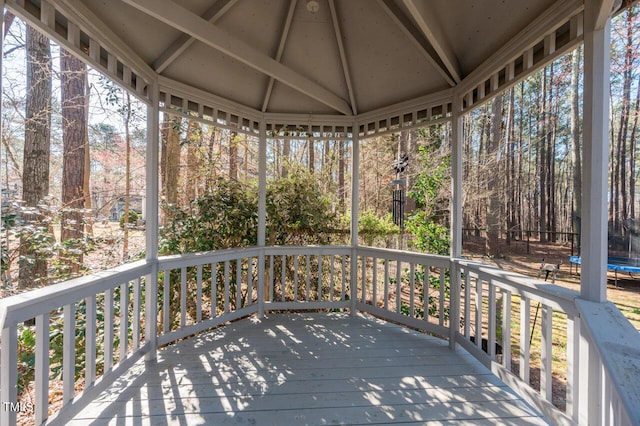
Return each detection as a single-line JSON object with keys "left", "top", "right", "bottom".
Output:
{"left": 569, "top": 255, "right": 640, "bottom": 285}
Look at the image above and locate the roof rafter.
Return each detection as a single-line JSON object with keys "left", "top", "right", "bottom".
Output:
{"left": 261, "top": 0, "right": 298, "bottom": 112}
{"left": 401, "top": 0, "right": 461, "bottom": 84}
{"left": 122, "top": 0, "right": 353, "bottom": 115}
{"left": 153, "top": 0, "right": 239, "bottom": 73}
{"left": 590, "top": 0, "right": 621, "bottom": 29}
{"left": 377, "top": 0, "right": 456, "bottom": 87}
{"left": 328, "top": 0, "right": 357, "bottom": 115}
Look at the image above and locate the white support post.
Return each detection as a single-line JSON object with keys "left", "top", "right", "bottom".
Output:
{"left": 580, "top": 2, "right": 610, "bottom": 303}
{"left": 145, "top": 81, "right": 160, "bottom": 361}
{"left": 350, "top": 128, "right": 359, "bottom": 316}
{"left": 449, "top": 94, "right": 462, "bottom": 349}
{"left": 451, "top": 94, "right": 463, "bottom": 258}
{"left": 580, "top": 2, "right": 612, "bottom": 422}
{"left": 258, "top": 120, "right": 267, "bottom": 318}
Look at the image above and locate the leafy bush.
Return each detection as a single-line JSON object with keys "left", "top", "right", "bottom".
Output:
{"left": 119, "top": 210, "right": 141, "bottom": 229}
{"left": 266, "top": 167, "right": 336, "bottom": 246}
{"left": 406, "top": 212, "right": 450, "bottom": 255}
{"left": 161, "top": 178, "right": 258, "bottom": 254}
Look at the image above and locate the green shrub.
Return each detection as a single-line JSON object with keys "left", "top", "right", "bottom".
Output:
{"left": 119, "top": 210, "right": 141, "bottom": 229}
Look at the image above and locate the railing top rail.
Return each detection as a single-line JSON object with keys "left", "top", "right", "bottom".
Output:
{"left": 454, "top": 258, "right": 580, "bottom": 314}
{"left": 0, "top": 260, "right": 151, "bottom": 331}
{"left": 356, "top": 246, "right": 451, "bottom": 267}
{"left": 265, "top": 245, "right": 352, "bottom": 255}
{"left": 158, "top": 246, "right": 262, "bottom": 269}
{"left": 576, "top": 299, "right": 640, "bottom": 426}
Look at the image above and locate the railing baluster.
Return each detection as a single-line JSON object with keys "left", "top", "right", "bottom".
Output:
{"left": 464, "top": 271, "right": 471, "bottom": 337}
{"left": 196, "top": 265, "right": 203, "bottom": 322}
{"left": 475, "top": 278, "right": 482, "bottom": 349}
{"left": 330, "top": 255, "right": 335, "bottom": 302}
{"left": 318, "top": 255, "right": 323, "bottom": 301}
{"left": 281, "top": 255, "right": 286, "bottom": 302}
{"left": 305, "top": 255, "right": 311, "bottom": 301}
{"left": 105, "top": 288, "right": 114, "bottom": 372}
{"left": 247, "top": 257, "right": 253, "bottom": 304}
{"left": 488, "top": 282, "right": 496, "bottom": 359}
{"left": 502, "top": 290, "right": 512, "bottom": 370}
{"left": 237, "top": 258, "right": 243, "bottom": 308}
{"left": 360, "top": 256, "right": 366, "bottom": 303}
{"left": 269, "top": 255, "right": 274, "bottom": 302}
{"left": 85, "top": 296, "right": 96, "bottom": 385}
{"left": 120, "top": 282, "right": 129, "bottom": 362}
{"left": 132, "top": 278, "right": 140, "bottom": 349}
{"left": 541, "top": 304, "right": 553, "bottom": 401}
{"left": 180, "top": 267, "right": 187, "bottom": 327}
{"left": 424, "top": 264, "right": 430, "bottom": 323}
{"left": 341, "top": 255, "right": 346, "bottom": 301}
{"left": 566, "top": 314, "right": 580, "bottom": 421}
{"left": 372, "top": 257, "right": 378, "bottom": 307}
{"left": 409, "top": 263, "right": 415, "bottom": 317}
{"left": 63, "top": 303, "right": 76, "bottom": 405}
{"left": 396, "top": 260, "right": 401, "bottom": 314}
{"left": 383, "top": 259, "right": 390, "bottom": 311}
{"left": 224, "top": 260, "right": 230, "bottom": 313}
{"left": 211, "top": 263, "right": 217, "bottom": 318}
{"left": 439, "top": 268, "right": 445, "bottom": 326}
{"left": 520, "top": 296, "right": 531, "bottom": 383}
{"left": 35, "top": 312, "right": 50, "bottom": 425}
{"left": 163, "top": 270, "right": 170, "bottom": 333}
{"left": 293, "top": 255, "right": 299, "bottom": 302}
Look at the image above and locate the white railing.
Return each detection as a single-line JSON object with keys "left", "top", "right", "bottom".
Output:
{"left": 1, "top": 245, "right": 638, "bottom": 425}
{"left": 453, "top": 259, "right": 580, "bottom": 425}
{"left": 354, "top": 246, "right": 452, "bottom": 339}
{"left": 0, "top": 260, "right": 153, "bottom": 426}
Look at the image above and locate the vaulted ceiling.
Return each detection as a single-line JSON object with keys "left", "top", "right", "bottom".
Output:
{"left": 79, "top": 0, "right": 563, "bottom": 116}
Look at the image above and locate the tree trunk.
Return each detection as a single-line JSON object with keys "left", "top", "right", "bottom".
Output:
{"left": 229, "top": 131, "right": 238, "bottom": 180}
{"left": 20, "top": 26, "right": 52, "bottom": 288}
{"left": 123, "top": 92, "right": 132, "bottom": 261}
{"left": 571, "top": 48, "right": 582, "bottom": 247}
{"left": 83, "top": 69, "right": 92, "bottom": 235}
{"left": 486, "top": 94, "right": 502, "bottom": 256}
{"left": 162, "top": 113, "right": 180, "bottom": 205}
{"left": 539, "top": 71, "right": 548, "bottom": 242}
{"left": 281, "top": 137, "right": 290, "bottom": 177}
{"left": 186, "top": 120, "right": 200, "bottom": 202}
{"left": 60, "top": 49, "right": 87, "bottom": 272}
{"left": 308, "top": 140, "right": 315, "bottom": 174}
{"left": 629, "top": 70, "right": 640, "bottom": 221}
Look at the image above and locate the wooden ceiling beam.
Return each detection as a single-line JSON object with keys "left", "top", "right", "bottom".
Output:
{"left": 261, "top": 0, "right": 298, "bottom": 112}
{"left": 329, "top": 0, "right": 357, "bottom": 115}
{"left": 401, "top": 0, "right": 461, "bottom": 84}
{"left": 123, "top": 0, "right": 353, "bottom": 115}
{"left": 153, "top": 0, "right": 239, "bottom": 73}
{"left": 377, "top": 0, "right": 455, "bottom": 87}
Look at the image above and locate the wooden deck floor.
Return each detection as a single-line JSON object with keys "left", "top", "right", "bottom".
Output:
{"left": 70, "top": 313, "right": 547, "bottom": 425}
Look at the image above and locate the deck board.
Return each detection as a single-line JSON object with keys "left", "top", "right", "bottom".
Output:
{"left": 69, "top": 313, "right": 547, "bottom": 425}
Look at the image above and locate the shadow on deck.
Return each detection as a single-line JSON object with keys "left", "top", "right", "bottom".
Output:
{"left": 70, "top": 313, "right": 546, "bottom": 425}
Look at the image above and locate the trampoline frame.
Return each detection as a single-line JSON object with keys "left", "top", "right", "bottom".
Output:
{"left": 569, "top": 255, "right": 640, "bottom": 286}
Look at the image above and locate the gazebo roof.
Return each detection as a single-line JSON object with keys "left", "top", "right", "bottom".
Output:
{"left": 87, "top": 0, "right": 555, "bottom": 116}
{"left": 13, "top": 0, "right": 587, "bottom": 134}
